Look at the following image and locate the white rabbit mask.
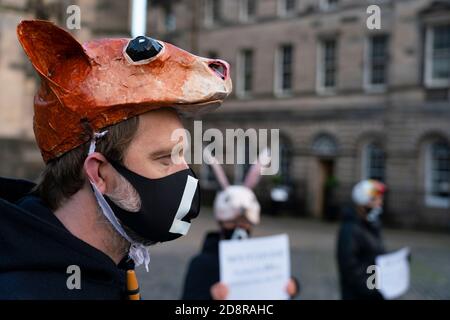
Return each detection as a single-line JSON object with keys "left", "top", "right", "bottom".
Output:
{"left": 214, "top": 185, "right": 260, "bottom": 225}
{"left": 205, "top": 149, "right": 271, "bottom": 225}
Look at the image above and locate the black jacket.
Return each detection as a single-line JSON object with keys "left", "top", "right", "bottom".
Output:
{"left": 0, "top": 177, "right": 132, "bottom": 300}
{"left": 182, "top": 232, "right": 220, "bottom": 300}
{"left": 336, "top": 206, "right": 386, "bottom": 300}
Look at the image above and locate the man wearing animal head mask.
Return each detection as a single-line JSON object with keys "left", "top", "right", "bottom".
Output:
{"left": 181, "top": 151, "right": 299, "bottom": 300}
{"left": 336, "top": 179, "right": 387, "bottom": 300}
{"left": 0, "top": 20, "right": 231, "bottom": 299}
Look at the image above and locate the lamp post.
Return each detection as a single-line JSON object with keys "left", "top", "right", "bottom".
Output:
{"left": 131, "top": 0, "right": 148, "bottom": 37}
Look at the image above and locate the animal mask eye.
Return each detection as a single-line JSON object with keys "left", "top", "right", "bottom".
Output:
{"left": 124, "top": 36, "right": 163, "bottom": 64}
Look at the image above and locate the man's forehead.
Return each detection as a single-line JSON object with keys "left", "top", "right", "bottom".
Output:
{"left": 138, "top": 109, "right": 182, "bottom": 132}
{"left": 133, "top": 108, "right": 185, "bottom": 150}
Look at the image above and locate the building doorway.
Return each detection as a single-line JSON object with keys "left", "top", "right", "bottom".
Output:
{"left": 310, "top": 133, "right": 339, "bottom": 219}
{"left": 312, "top": 158, "right": 337, "bottom": 219}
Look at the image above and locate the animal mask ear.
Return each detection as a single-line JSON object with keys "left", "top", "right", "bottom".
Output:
{"left": 244, "top": 148, "right": 271, "bottom": 189}
{"left": 204, "top": 150, "right": 230, "bottom": 189}
{"left": 17, "top": 20, "right": 91, "bottom": 90}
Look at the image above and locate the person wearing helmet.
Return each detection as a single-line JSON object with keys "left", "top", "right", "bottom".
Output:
{"left": 0, "top": 20, "right": 231, "bottom": 299}
{"left": 181, "top": 152, "right": 299, "bottom": 300}
{"left": 336, "top": 179, "right": 387, "bottom": 300}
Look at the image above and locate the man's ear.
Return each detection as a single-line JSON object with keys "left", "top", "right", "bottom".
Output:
{"left": 17, "top": 20, "right": 91, "bottom": 90}
{"left": 84, "top": 152, "right": 109, "bottom": 194}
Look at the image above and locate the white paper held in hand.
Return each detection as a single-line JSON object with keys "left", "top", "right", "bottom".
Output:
{"left": 219, "top": 234, "right": 290, "bottom": 300}
{"left": 375, "top": 247, "right": 410, "bottom": 299}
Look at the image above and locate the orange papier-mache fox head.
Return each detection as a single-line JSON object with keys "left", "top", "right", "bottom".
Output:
{"left": 16, "top": 20, "right": 232, "bottom": 163}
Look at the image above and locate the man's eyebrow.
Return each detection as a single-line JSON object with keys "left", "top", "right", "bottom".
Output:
{"left": 149, "top": 143, "right": 181, "bottom": 158}
{"left": 149, "top": 148, "right": 173, "bottom": 158}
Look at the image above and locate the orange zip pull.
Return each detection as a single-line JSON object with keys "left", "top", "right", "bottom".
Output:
{"left": 126, "top": 270, "right": 140, "bottom": 300}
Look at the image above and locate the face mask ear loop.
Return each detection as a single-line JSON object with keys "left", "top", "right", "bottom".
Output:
{"left": 88, "top": 131, "right": 109, "bottom": 155}
{"left": 87, "top": 130, "right": 151, "bottom": 271}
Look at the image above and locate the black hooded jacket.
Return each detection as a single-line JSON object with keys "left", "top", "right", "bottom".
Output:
{"left": 0, "top": 177, "right": 132, "bottom": 300}
{"left": 336, "top": 206, "right": 386, "bottom": 300}
{"left": 181, "top": 232, "right": 220, "bottom": 300}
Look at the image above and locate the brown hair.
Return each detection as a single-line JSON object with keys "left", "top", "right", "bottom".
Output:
{"left": 33, "top": 117, "right": 140, "bottom": 210}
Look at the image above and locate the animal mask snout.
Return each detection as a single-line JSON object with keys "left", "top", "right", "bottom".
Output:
{"left": 208, "top": 59, "right": 229, "bottom": 81}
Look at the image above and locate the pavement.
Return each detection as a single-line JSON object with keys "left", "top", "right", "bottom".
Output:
{"left": 136, "top": 208, "right": 450, "bottom": 300}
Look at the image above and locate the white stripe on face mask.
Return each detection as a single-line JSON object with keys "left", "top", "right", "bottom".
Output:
{"left": 169, "top": 175, "right": 198, "bottom": 235}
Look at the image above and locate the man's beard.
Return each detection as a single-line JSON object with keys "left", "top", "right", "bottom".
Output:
{"left": 99, "top": 173, "right": 156, "bottom": 248}
{"left": 105, "top": 173, "right": 141, "bottom": 212}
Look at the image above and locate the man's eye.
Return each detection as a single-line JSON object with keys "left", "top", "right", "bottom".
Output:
{"left": 157, "top": 155, "right": 172, "bottom": 165}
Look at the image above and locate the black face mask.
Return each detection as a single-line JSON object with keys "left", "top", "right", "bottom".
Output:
{"left": 104, "top": 161, "right": 201, "bottom": 243}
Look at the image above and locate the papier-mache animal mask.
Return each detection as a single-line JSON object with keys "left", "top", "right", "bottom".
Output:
{"left": 16, "top": 20, "right": 232, "bottom": 162}
{"left": 205, "top": 149, "right": 271, "bottom": 225}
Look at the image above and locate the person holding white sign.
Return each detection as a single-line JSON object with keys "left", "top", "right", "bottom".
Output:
{"left": 336, "top": 179, "right": 387, "bottom": 300}
{"left": 181, "top": 150, "right": 299, "bottom": 300}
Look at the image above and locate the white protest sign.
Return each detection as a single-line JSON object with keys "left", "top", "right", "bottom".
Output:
{"left": 219, "top": 234, "right": 290, "bottom": 300}
{"left": 375, "top": 247, "right": 410, "bottom": 299}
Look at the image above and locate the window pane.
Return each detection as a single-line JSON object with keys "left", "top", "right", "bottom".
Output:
{"left": 370, "top": 35, "right": 388, "bottom": 85}
{"left": 243, "top": 50, "right": 253, "bottom": 92}
{"left": 285, "top": 0, "right": 296, "bottom": 11}
{"left": 280, "top": 142, "right": 291, "bottom": 183}
{"left": 432, "top": 25, "right": 450, "bottom": 80}
{"left": 323, "top": 40, "right": 337, "bottom": 88}
{"left": 431, "top": 142, "right": 450, "bottom": 198}
{"left": 212, "top": 0, "right": 221, "bottom": 22}
{"left": 280, "top": 45, "right": 293, "bottom": 91}
{"left": 207, "top": 51, "right": 218, "bottom": 59}
{"left": 322, "top": 0, "right": 339, "bottom": 10}
{"left": 164, "top": 6, "right": 176, "bottom": 32}
{"left": 367, "top": 143, "right": 385, "bottom": 182}
{"left": 205, "top": 0, "right": 220, "bottom": 25}
{"left": 247, "top": 0, "right": 256, "bottom": 17}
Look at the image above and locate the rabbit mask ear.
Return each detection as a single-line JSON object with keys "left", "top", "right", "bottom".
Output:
{"left": 244, "top": 148, "right": 271, "bottom": 189}
{"left": 204, "top": 150, "right": 229, "bottom": 189}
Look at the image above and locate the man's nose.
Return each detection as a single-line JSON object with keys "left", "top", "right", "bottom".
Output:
{"left": 168, "top": 163, "right": 189, "bottom": 177}
{"left": 172, "top": 157, "right": 189, "bottom": 173}
{"left": 173, "top": 161, "right": 189, "bottom": 172}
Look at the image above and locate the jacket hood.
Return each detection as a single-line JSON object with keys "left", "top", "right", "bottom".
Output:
{"left": 0, "top": 177, "right": 130, "bottom": 299}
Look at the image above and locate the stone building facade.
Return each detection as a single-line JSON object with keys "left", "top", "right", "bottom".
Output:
{"left": 149, "top": 0, "right": 450, "bottom": 229}
{"left": 0, "top": 0, "right": 449, "bottom": 229}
